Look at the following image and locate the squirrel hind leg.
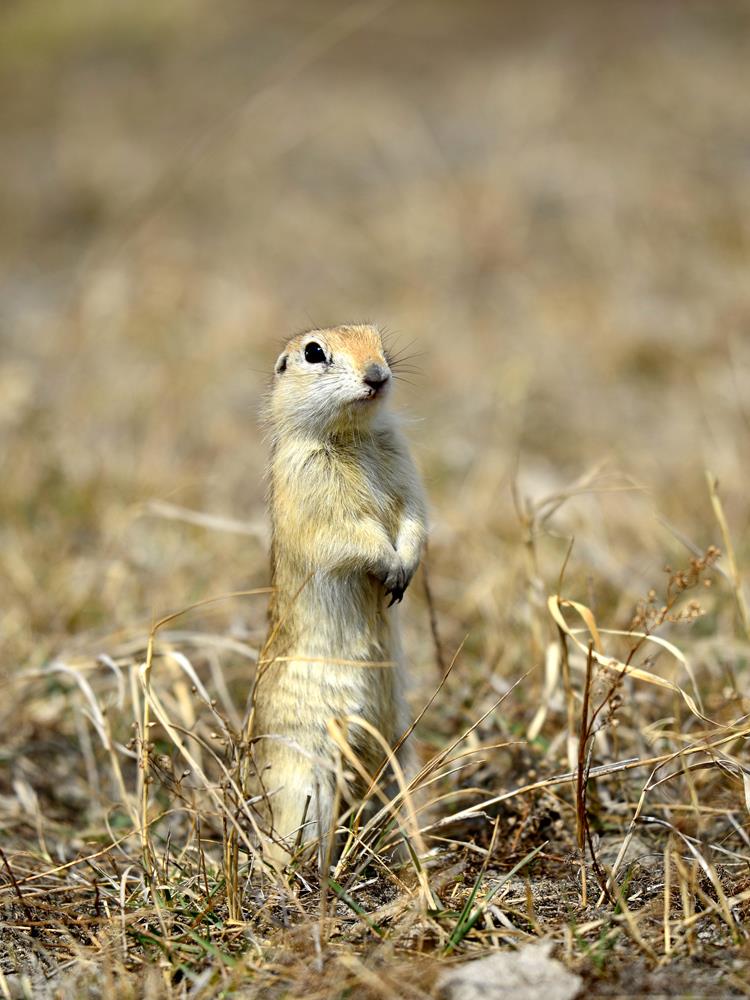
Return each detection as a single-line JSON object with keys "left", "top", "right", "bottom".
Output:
{"left": 255, "top": 763, "right": 340, "bottom": 870}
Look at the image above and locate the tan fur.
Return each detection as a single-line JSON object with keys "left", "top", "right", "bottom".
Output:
{"left": 249, "top": 324, "right": 427, "bottom": 867}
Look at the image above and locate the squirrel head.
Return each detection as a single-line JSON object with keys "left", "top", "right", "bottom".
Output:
{"left": 270, "top": 324, "right": 394, "bottom": 435}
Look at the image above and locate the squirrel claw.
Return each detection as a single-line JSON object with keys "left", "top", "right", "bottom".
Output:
{"left": 387, "top": 588, "right": 404, "bottom": 607}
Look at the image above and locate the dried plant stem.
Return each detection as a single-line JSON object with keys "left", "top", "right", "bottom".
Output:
{"left": 140, "top": 633, "right": 155, "bottom": 878}
{"left": 421, "top": 546, "right": 447, "bottom": 675}
{"left": 706, "top": 470, "right": 750, "bottom": 640}
{"left": 576, "top": 644, "right": 593, "bottom": 907}
{"left": 558, "top": 626, "right": 578, "bottom": 773}
{"left": 663, "top": 837, "right": 672, "bottom": 957}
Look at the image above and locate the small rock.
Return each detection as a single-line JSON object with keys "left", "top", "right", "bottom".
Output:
{"left": 598, "top": 833, "right": 657, "bottom": 868}
{"left": 436, "top": 941, "right": 582, "bottom": 1000}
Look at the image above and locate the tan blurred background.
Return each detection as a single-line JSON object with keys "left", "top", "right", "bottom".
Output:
{"left": 2, "top": 0, "right": 749, "bottom": 681}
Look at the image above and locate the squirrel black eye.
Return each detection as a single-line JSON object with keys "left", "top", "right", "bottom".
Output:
{"left": 304, "top": 342, "right": 327, "bottom": 365}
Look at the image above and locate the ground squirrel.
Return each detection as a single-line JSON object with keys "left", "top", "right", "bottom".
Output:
{"left": 250, "top": 324, "right": 427, "bottom": 867}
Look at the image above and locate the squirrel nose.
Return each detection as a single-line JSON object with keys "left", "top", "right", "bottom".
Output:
{"left": 363, "top": 363, "right": 390, "bottom": 391}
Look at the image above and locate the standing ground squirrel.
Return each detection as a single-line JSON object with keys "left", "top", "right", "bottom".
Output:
{"left": 250, "top": 324, "right": 427, "bottom": 867}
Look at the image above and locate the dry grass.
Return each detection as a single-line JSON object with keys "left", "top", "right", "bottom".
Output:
{"left": 2, "top": 1, "right": 750, "bottom": 997}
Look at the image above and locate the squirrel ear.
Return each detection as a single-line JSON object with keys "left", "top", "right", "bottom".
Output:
{"left": 274, "top": 353, "right": 288, "bottom": 375}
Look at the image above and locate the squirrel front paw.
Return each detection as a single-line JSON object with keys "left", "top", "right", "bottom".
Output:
{"left": 378, "top": 552, "right": 408, "bottom": 607}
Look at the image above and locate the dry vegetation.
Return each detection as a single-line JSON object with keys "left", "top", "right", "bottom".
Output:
{"left": 2, "top": 1, "right": 750, "bottom": 997}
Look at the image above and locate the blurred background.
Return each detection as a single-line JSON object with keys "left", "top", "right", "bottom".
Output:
{"left": 3, "top": 6, "right": 750, "bottom": 991}
{"left": 2, "top": 0, "right": 749, "bottom": 689}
